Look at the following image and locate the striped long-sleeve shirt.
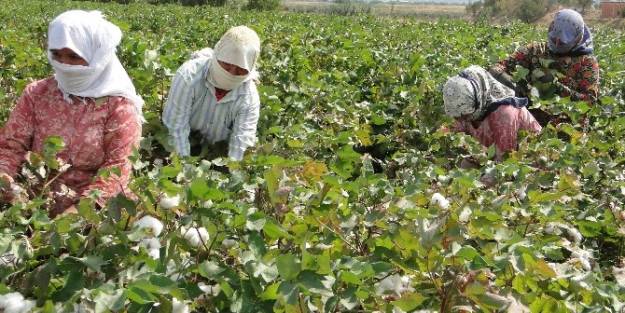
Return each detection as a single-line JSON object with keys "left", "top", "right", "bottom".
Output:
{"left": 163, "top": 56, "right": 260, "bottom": 161}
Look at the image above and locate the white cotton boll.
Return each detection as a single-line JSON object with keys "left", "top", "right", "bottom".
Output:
{"left": 564, "top": 226, "right": 583, "bottom": 244}
{"left": 139, "top": 238, "right": 161, "bottom": 260}
{"left": 544, "top": 223, "right": 559, "bottom": 235}
{"left": 134, "top": 216, "right": 164, "bottom": 237}
{"left": 159, "top": 194, "right": 181, "bottom": 209}
{"left": 0, "top": 292, "right": 36, "bottom": 313}
{"left": 222, "top": 238, "right": 237, "bottom": 249}
{"left": 517, "top": 185, "right": 527, "bottom": 200}
{"left": 148, "top": 248, "right": 160, "bottom": 260}
{"left": 172, "top": 298, "right": 190, "bottom": 313}
{"left": 571, "top": 248, "right": 593, "bottom": 271}
{"left": 458, "top": 207, "right": 472, "bottom": 223}
{"left": 182, "top": 227, "right": 210, "bottom": 248}
{"left": 431, "top": 193, "right": 450, "bottom": 209}
{"left": 198, "top": 282, "right": 221, "bottom": 296}
{"left": 375, "top": 274, "right": 413, "bottom": 297}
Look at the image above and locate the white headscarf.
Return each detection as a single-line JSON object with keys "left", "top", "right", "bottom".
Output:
{"left": 443, "top": 65, "right": 518, "bottom": 121}
{"left": 207, "top": 26, "right": 260, "bottom": 90}
{"left": 47, "top": 10, "right": 144, "bottom": 120}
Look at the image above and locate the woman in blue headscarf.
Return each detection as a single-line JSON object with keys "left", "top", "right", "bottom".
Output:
{"left": 489, "top": 9, "right": 599, "bottom": 109}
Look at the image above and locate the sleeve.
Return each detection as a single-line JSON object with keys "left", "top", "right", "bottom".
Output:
{"left": 81, "top": 99, "right": 141, "bottom": 206}
{"left": 0, "top": 89, "right": 36, "bottom": 177}
{"left": 519, "top": 108, "right": 543, "bottom": 134}
{"left": 489, "top": 43, "right": 537, "bottom": 96}
{"left": 228, "top": 95, "right": 260, "bottom": 161}
{"left": 492, "top": 43, "right": 536, "bottom": 74}
{"left": 555, "top": 57, "right": 599, "bottom": 104}
{"left": 162, "top": 70, "right": 194, "bottom": 157}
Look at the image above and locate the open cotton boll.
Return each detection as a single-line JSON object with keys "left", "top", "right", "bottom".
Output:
{"left": 139, "top": 238, "right": 161, "bottom": 260}
{"left": 458, "top": 207, "right": 472, "bottom": 223}
{"left": 159, "top": 194, "right": 181, "bottom": 209}
{"left": 431, "top": 193, "right": 450, "bottom": 209}
{"left": 375, "top": 274, "right": 414, "bottom": 297}
{"left": 182, "top": 227, "right": 210, "bottom": 248}
{"left": 570, "top": 248, "right": 593, "bottom": 271}
{"left": 134, "top": 216, "right": 164, "bottom": 237}
{"left": 222, "top": 238, "right": 237, "bottom": 249}
{"left": 172, "top": 298, "right": 190, "bottom": 313}
{"left": 0, "top": 292, "right": 36, "bottom": 313}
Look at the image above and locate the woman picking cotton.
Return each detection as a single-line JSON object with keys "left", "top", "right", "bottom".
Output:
{"left": 163, "top": 26, "right": 261, "bottom": 161}
{"left": 489, "top": 9, "right": 599, "bottom": 107}
{"left": 443, "top": 66, "right": 542, "bottom": 163}
{"left": 0, "top": 10, "right": 142, "bottom": 217}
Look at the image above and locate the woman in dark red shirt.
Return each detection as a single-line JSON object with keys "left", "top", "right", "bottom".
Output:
{"left": 0, "top": 10, "right": 142, "bottom": 216}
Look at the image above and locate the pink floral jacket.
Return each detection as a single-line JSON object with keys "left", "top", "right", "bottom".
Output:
{"left": 0, "top": 77, "right": 141, "bottom": 209}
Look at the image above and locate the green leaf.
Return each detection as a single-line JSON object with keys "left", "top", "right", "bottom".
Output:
{"left": 276, "top": 254, "right": 301, "bottom": 281}
{"left": 392, "top": 292, "right": 425, "bottom": 311}
{"left": 198, "top": 261, "right": 225, "bottom": 279}
{"left": 263, "top": 219, "right": 292, "bottom": 240}
{"left": 190, "top": 179, "right": 224, "bottom": 201}
{"left": 52, "top": 271, "right": 84, "bottom": 302}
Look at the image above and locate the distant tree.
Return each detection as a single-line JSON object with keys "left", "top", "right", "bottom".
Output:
{"left": 246, "top": 0, "right": 280, "bottom": 10}
{"left": 517, "top": 0, "right": 549, "bottom": 22}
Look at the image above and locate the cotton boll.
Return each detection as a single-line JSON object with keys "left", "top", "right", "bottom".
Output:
{"left": 516, "top": 185, "right": 527, "bottom": 200}
{"left": 134, "top": 216, "right": 164, "bottom": 237}
{"left": 458, "top": 207, "right": 472, "bottom": 223}
{"left": 172, "top": 298, "right": 190, "bottom": 313}
{"left": 564, "top": 226, "right": 583, "bottom": 244}
{"left": 159, "top": 194, "right": 181, "bottom": 209}
{"left": 0, "top": 292, "right": 36, "bottom": 313}
{"left": 570, "top": 248, "right": 593, "bottom": 271}
{"left": 375, "top": 274, "right": 414, "bottom": 297}
{"left": 544, "top": 223, "right": 559, "bottom": 235}
{"left": 138, "top": 238, "right": 161, "bottom": 260}
{"left": 182, "top": 227, "right": 209, "bottom": 248}
{"left": 222, "top": 238, "right": 237, "bottom": 249}
{"left": 431, "top": 193, "right": 450, "bottom": 209}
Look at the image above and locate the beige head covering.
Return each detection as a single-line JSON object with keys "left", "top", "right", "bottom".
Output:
{"left": 443, "top": 65, "right": 517, "bottom": 121}
{"left": 207, "top": 26, "right": 260, "bottom": 90}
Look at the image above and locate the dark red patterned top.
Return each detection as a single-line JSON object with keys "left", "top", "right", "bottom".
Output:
{"left": 491, "top": 42, "right": 600, "bottom": 103}
{"left": 0, "top": 77, "right": 141, "bottom": 210}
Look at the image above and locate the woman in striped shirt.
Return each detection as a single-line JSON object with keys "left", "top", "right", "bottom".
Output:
{"left": 163, "top": 26, "right": 261, "bottom": 161}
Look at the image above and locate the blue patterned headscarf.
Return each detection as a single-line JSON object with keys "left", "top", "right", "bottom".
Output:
{"left": 548, "top": 9, "right": 593, "bottom": 56}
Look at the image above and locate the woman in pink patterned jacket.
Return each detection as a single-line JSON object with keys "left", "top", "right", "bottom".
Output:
{"left": 443, "top": 66, "right": 542, "bottom": 161}
{"left": 0, "top": 10, "right": 142, "bottom": 217}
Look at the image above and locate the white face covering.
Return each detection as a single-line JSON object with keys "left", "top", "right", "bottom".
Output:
{"left": 207, "top": 26, "right": 260, "bottom": 91}
{"left": 47, "top": 10, "right": 144, "bottom": 120}
{"left": 207, "top": 58, "right": 248, "bottom": 90}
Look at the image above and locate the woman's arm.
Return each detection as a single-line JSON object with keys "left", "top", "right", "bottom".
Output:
{"left": 0, "top": 89, "right": 36, "bottom": 178}
{"left": 228, "top": 95, "right": 260, "bottom": 161}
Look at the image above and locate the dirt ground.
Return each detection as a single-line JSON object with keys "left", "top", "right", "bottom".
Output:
{"left": 282, "top": 1, "right": 466, "bottom": 18}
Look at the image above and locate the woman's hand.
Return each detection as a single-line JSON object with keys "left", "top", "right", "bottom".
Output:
{"left": 0, "top": 173, "right": 15, "bottom": 203}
